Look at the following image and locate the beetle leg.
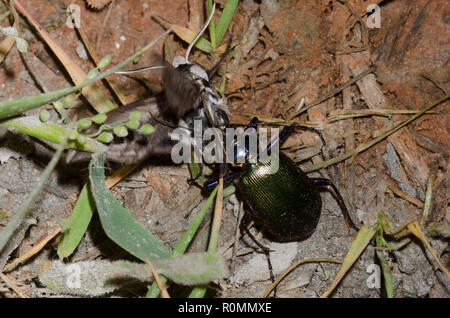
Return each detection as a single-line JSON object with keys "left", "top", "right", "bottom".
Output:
{"left": 310, "top": 178, "right": 357, "bottom": 230}
{"left": 240, "top": 212, "right": 277, "bottom": 297}
{"left": 265, "top": 124, "right": 294, "bottom": 153}
{"left": 204, "top": 170, "right": 241, "bottom": 188}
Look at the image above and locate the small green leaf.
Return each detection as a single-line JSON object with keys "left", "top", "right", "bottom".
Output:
{"left": 126, "top": 119, "right": 140, "bottom": 130}
{"left": 36, "top": 253, "right": 228, "bottom": 296}
{"left": 63, "top": 94, "right": 75, "bottom": 108}
{"left": 129, "top": 111, "right": 142, "bottom": 121}
{"left": 77, "top": 118, "right": 92, "bottom": 130}
{"left": 39, "top": 109, "right": 49, "bottom": 122}
{"left": 139, "top": 124, "right": 154, "bottom": 135}
{"left": 97, "top": 132, "right": 113, "bottom": 143}
{"left": 69, "top": 130, "right": 79, "bottom": 140}
{"left": 53, "top": 101, "right": 64, "bottom": 113}
{"left": 113, "top": 125, "right": 128, "bottom": 137}
{"left": 321, "top": 225, "right": 377, "bottom": 298}
{"left": 97, "top": 55, "right": 111, "bottom": 69}
{"left": 86, "top": 68, "right": 99, "bottom": 80}
{"left": 207, "top": 0, "right": 216, "bottom": 48}
{"left": 0, "top": 26, "right": 18, "bottom": 37}
{"left": 91, "top": 113, "right": 107, "bottom": 124}
{"left": 154, "top": 252, "right": 229, "bottom": 285}
{"left": 15, "top": 37, "right": 28, "bottom": 52}
{"left": 188, "top": 160, "right": 202, "bottom": 180}
{"left": 0, "top": 26, "right": 28, "bottom": 52}
{"left": 76, "top": 134, "right": 86, "bottom": 145}
{"left": 223, "top": 184, "right": 236, "bottom": 197}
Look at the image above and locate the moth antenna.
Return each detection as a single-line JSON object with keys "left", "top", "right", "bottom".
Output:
{"left": 115, "top": 65, "right": 165, "bottom": 75}
{"left": 185, "top": 2, "right": 216, "bottom": 64}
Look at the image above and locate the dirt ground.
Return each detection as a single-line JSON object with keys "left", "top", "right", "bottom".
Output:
{"left": 0, "top": 0, "right": 448, "bottom": 298}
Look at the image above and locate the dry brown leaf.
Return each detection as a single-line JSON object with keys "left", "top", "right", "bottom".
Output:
{"left": 13, "top": 0, "right": 116, "bottom": 113}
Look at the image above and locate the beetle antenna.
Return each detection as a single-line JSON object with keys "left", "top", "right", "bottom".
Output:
{"left": 185, "top": 2, "right": 216, "bottom": 64}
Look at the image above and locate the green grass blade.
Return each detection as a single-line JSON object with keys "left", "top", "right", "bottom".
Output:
{"left": 57, "top": 183, "right": 95, "bottom": 259}
{"left": 173, "top": 186, "right": 219, "bottom": 256}
{"left": 215, "top": 0, "right": 238, "bottom": 45}
{"left": 375, "top": 236, "right": 394, "bottom": 298}
{"left": 207, "top": 0, "right": 216, "bottom": 48}
{"left": 0, "top": 129, "right": 70, "bottom": 253}
{"left": 0, "top": 29, "right": 171, "bottom": 120}
{"left": 0, "top": 116, "right": 107, "bottom": 153}
{"left": 89, "top": 153, "right": 172, "bottom": 262}
{"left": 320, "top": 225, "right": 377, "bottom": 298}
{"left": 146, "top": 186, "right": 219, "bottom": 298}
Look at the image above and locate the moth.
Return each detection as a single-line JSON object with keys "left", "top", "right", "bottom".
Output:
{"left": 66, "top": 59, "right": 229, "bottom": 165}
{"left": 66, "top": 3, "right": 230, "bottom": 166}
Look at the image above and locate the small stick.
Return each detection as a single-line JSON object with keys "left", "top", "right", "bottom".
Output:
{"left": 261, "top": 258, "right": 341, "bottom": 298}
{"left": 146, "top": 259, "right": 170, "bottom": 298}
{"left": 95, "top": 0, "right": 115, "bottom": 50}
{"left": 290, "top": 67, "right": 375, "bottom": 119}
{"left": 388, "top": 186, "right": 424, "bottom": 209}
{"left": 230, "top": 201, "right": 243, "bottom": 272}
{"left": 3, "top": 227, "right": 62, "bottom": 272}
{"left": 208, "top": 176, "right": 224, "bottom": 252}
{"left": 0, "top": 272, "right": 29, "bottom": 298}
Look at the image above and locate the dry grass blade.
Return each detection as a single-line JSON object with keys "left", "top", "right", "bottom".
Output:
{"left": 2, "top": 226, "right": 61, "bottom": 272}
{"left": 388, "top": 186, "right": 424, "bottom": 209}
{"left": 407, "top": 221, "right": 450, "bottom": 279}
{"left": 208, "top": 177, "right": 224, "bottom": 252}
{"left": 421, "top": 176, "right": 434, "bottom": 224}
{"left": 146, "top": 259, "right": 170, "bottom": 298}
{"left": 320, "top": 225, "right": 376, "bottom": 298}
{"left": 303, "top": 95, "right": 449, "bottom": 173}
{"left": 290, "top": 67, "right": 375, "bottom": 119}
{"left": 261, "top": 258, "right": 341, "bottom": 298}
{"left": 153, "top": 14, "right": 226, "bottom": 54}
{"left": 13, "top": 0, "right": 116, "bottom": 113}
{"left": 76, "top": 26, "right": 133, "bottom": 105}
{"left": 0, "top": 272, "right": 29, "bottom": 298}
{"left": 327, "top": 109, "right": 436, "bottom": 123}
{"left": 105, "top": 164, "right": 140, "bottom": 189}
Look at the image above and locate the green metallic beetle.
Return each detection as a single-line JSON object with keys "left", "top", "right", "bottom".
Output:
{"left": 205, "top": 118, "right": 356, "bottom": 287}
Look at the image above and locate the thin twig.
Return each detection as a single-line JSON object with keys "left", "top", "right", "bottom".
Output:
{"left": 371, "top": 238, "right": 411, "bottom": 251}
{"left": 146, "top": 259, "right": 170, "bottom": 298}
{"left": 419, "top": 73, "right": 449, "bottom": 96}
{"left": 2, "top": 227, "right": 62, "bottom": 272}
{"left": 290, "top": 67, "right": 375, "bottom": 119}
{"left": 388, "top": 186, "right": 424, "bottom": 209}
{"left": 95, "top": 0, "right": 115, "bottom": 50}
{"left": 230, "top": 201, "right": 243, "bottom": 272}
{"left": 261, "top": 258, "right": 342, "bottom": 298}
{"left": 0, "top": 127, "right": 71, "bottom": 253}
{"left": 302, "top": 95, "right": 449, "bottom": 173}
{"left": 0, "top": 272, "right": 29, "bottom": 298}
